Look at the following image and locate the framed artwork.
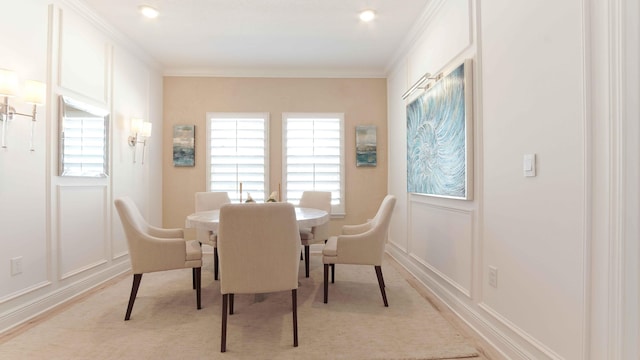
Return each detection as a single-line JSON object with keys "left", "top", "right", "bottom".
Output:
{"left": 406, "top": 59, "right": 473, "bottom": 200}
{"left": 356, "top": 125, "right": 377, "bottom": 167}
{"left": 173, "top": 124, "right": 195, "bottom": 167}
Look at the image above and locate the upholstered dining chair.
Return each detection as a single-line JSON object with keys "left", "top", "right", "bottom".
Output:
{"left": 114, "top": 197, "right": 202, "bottom": 320}
{"left": 298, "top": 190, "right": 331, "bottom": 277}
{"left": 217, "top": 202, "right": 301, "bottom": 352}
{"left": 195, "top": 191, "right": 231, "bottom": 280}
{"left": 322, "top": 195, "right": 396, "bottom": 307}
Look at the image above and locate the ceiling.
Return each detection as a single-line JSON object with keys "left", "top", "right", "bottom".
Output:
{"left": 79, "top": 0, "right": 431, "bottom": 77}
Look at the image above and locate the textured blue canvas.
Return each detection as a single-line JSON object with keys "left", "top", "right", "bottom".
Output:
{"left": 407, "top": 63, "right": 467, "bottom": 198}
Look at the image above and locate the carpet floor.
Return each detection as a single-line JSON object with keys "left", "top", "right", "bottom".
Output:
{"left": 0, "top": 254, "right": 480, "bottom": 360}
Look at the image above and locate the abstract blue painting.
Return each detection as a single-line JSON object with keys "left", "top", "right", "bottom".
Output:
{"left": 407, "top": 60, "right": 472, "bottom": 199}
{"left": 356, "top": 125, "right": 377, "bottom": 167}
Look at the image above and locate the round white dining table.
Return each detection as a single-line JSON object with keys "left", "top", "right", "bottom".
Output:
{"left": 185, "top": 206, "right": 329, "bottom": 231}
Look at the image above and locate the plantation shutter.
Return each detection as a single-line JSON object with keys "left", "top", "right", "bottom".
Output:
{"left": 207, "top": 113, "right": 269, "bottom": 203}
{"left": 283, "top": 113, "right": 345, "bottom": 215}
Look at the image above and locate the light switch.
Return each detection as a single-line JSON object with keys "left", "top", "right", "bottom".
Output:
{"left": 523, "top": 154, "right": 536, "bottom": 177}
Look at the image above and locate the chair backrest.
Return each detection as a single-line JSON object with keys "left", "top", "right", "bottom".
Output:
{"left": 195, "top": 192, "right": 231, "bottom": 243}
{"left": 299, "top": 191, "right": 331, "bottom": 212}
{"left": 115, "top": 197, "right": 193, "bottom": 274}
{"left": 115, "top": 196, "right": 151, "bottom": 239}
{"left": 299, "top": 191, "right": 331, "bottom": 241}
{"left": 195, "top": 191, "right": 231, "bottom": 212}
{"left": 339, "top": 195, "right": 395, "bottom": 265}
{"left": 217, "top": 202, "right": 301, "bottom": 295}
{"left": 369, "top": 195, "right": 396, "bottom": 257}
{"left": 370, "top": 195, "right": 396, "bottom": 231}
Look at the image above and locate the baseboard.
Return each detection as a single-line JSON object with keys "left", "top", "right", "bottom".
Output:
{"left": 0, "top": 261, "right": 130, "bottom": 335}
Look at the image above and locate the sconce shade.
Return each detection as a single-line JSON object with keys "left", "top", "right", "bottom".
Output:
{"left": 23, "top": 80, "right": 46, "bottom": 105}
{"left": 141, "top": 122, "right": 152, "bottom": 137}
{"left": 139, "top": 5, "right": 159, "bottom": 19}
{"left": 0, "top": 69, "right": 19, "bottom": 97}
{"left": 131, "top": 118, "right": 144, "bottom": 133}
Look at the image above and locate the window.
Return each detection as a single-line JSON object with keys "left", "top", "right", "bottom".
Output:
{"left": 207, "top": 113, "right": 269, "bottom": 203}
{"left": 58, "top": 96, "right": 109, "bottom": 177}
{"left": 283, "top": 113, "right": 345, "bottom": 215}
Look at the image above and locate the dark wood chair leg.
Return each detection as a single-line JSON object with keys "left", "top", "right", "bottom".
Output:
{"left": 214, "top": 247, "right": 219, "bottom": 280}
{"left": 375, "top": 266, "right": 388, "bottom": 307}
{"left": 221, "top": 293, "right": 228, "bottom": 352}
{"left": 195, "top": 267, "right": 202, "bottom": 309}
{"left": 229, "top": 293, "right": 234, "bottom": 315}
{"left": 125, "top": 274, "right": 142, "bottom": 321}
{"left": 331, "top": 264, "right": 335, "bottom": 283}
{"left": 300, "top": 250, "right": 303, "bottom": 261}
{"left": 292, "top": 289, "right": 298, "bottom": 347}
{"left": 192, "top": 268, "right": 196, "bottom": 289}
{"left": 304, "top": 245, "right": 310, "bottom": 278}
{"left": 323, "top": 264, "right": 329, "bottom": 303}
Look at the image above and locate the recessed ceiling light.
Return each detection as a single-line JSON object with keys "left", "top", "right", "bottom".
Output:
{"left": 359, "top": 9, "right": 376, "bottom": 22}
{"left": 139, "top": 5, "right": 159, "bottom": 19}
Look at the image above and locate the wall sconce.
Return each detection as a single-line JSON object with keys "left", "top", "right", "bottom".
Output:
{"left": 0, "top": 68, "right": 46, "bottom": 151}
{"left": 128, "top": 117, "right": 152, "bottom": 164}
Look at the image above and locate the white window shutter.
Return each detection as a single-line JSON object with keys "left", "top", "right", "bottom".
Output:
{"left": 207, "top": 113, "right": 269, "bottom": 202}
{"left": 283, "top": 113, "right": 345, "bottom": 215}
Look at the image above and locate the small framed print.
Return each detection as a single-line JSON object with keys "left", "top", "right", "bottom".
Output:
{"left": 356, "top": 125, "right": 377, "bottom": 167}
{"left": 173, "top": 124, "right": 195, "bottom": 167}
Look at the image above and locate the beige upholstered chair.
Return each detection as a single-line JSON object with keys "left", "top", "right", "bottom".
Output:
{"left": 114, "top": 197, "right": 202, "bottom": 320}
{"left": 195, "top": 191, "right": 231, "bottom": 280}
{"left": 298, "top": 191, "right": 332, "bottom": 277}
{"left": 217, "top": 202, "right": 301, "bottom": 352}
{"left": 322, "top": 195, "right": 396, "bottom": 307}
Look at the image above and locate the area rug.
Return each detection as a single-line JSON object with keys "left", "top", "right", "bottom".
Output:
{"left": 0, "top": 254, "right": 479, "bottom": 360}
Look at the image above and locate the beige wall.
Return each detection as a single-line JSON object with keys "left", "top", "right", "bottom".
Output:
{"left": 162, "top": 77, "right": 388, "bottom": 238}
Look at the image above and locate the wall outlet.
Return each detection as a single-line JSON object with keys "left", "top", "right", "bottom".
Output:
{"left": 10, "top": 256, "right": 23, "bottom": 276}
{"left": 488, "top": 266, "right": 498, "bottom": 288}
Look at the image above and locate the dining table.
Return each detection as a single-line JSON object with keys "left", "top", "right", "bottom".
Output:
{"left": 185, "top": 206, "right": 330, "bottom": 232}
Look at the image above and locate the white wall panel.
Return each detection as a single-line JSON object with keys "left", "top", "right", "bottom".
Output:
{"left": 409, "top": 201, "right": 473, "bottom": 296}
{"left": 57, "top": 185, "right": 108, "bottom": 279}
{"left": 1, "top": 0, "right": 163, "bottom": 334}
{"left": 0, "top": 0, "right": 49, "bottom": 303}
{"left": 58, "top": 7, "right": 108, "bottom": 103}
{"left": 480, "top": 1, "right": 585, "bottom": 358}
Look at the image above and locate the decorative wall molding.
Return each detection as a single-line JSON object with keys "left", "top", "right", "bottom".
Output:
{"left": 605, "top": 0, "right": 624, "bottom": 357}
{"left": 0, "top": 263, "right": 128, "bottom": 334}
{"left": 58, "top": 0, "right": 161, "bottom": 72}
{"left": 477, "top": 302, "right": 565, "bottom": 360}
{"left": 386, "top": 0, "right": 447, "bottom": 73}
{"left": 0, "top": 281, "right": 51, "bottom": 305}
{"left": 56, "top": 5, "right": 111, "bottom": 104}
{"left": 60, "top": 260, "right": 108, "bottom": 281}
{"left": 585, "top": 0, "right": 629, "bottom": 357}
{"left": 56, "top": 185, "right": 109, "bottom": 281}
{"left": 407, "top": 201, "right": 474, "bottom": 297}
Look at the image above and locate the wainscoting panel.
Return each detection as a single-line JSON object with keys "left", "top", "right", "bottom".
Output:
{"left": 57, "top": 5, "right": 109, "bottom": 103}
{"left": 408, "top": 202, "right": 473, "bottom": 297}
{"left": 57, "top": 185, "right": 108, "bottom": 280}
